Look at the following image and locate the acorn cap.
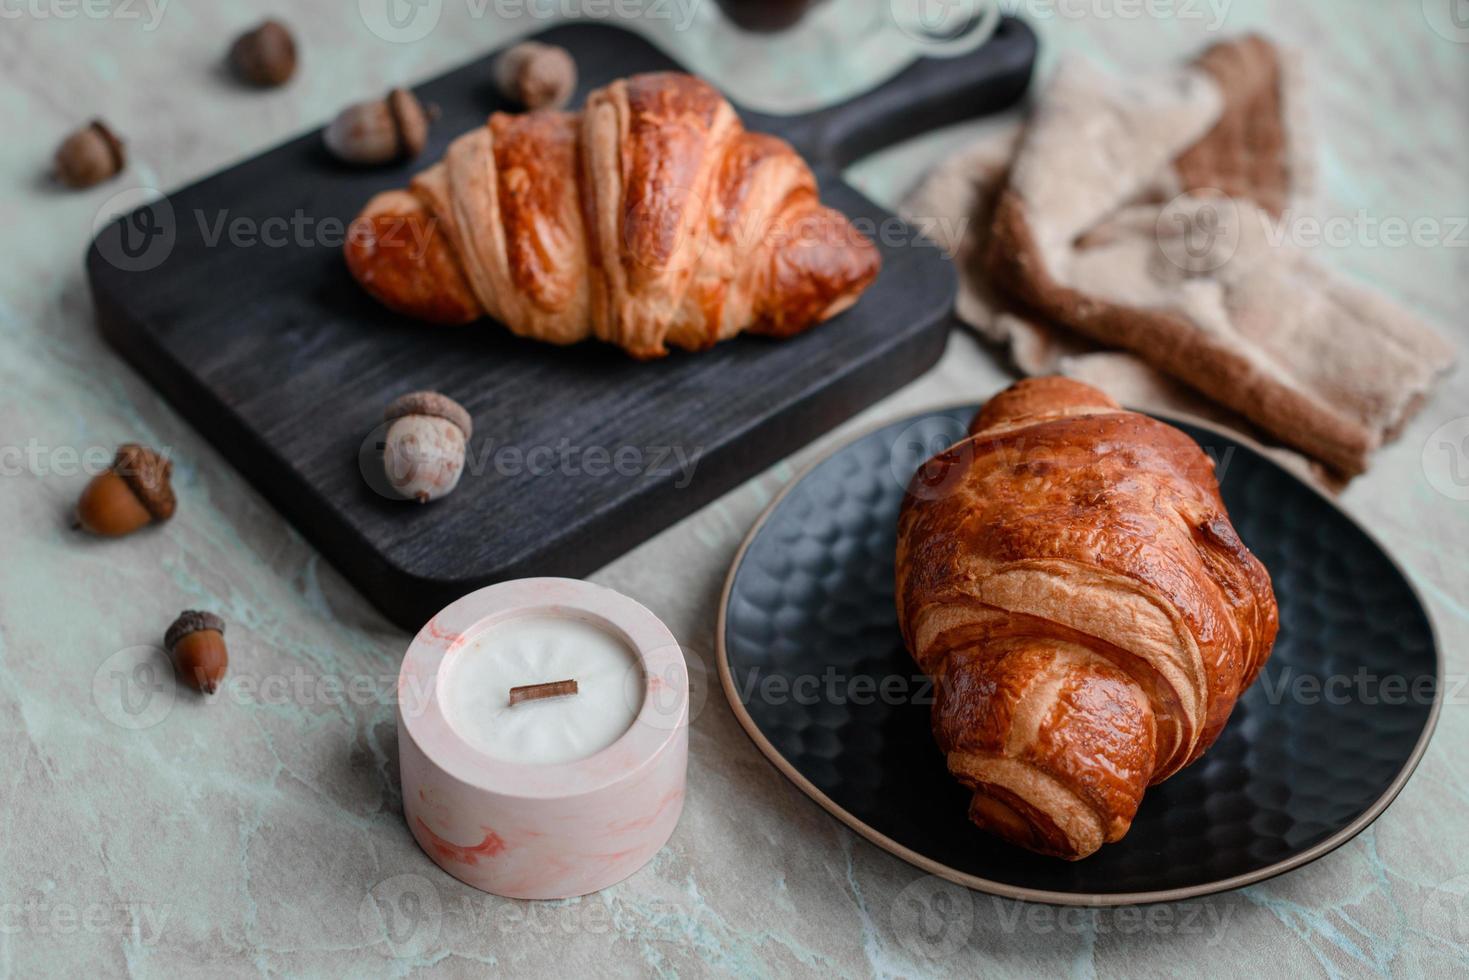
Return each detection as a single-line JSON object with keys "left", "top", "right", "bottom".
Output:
{"left": 384, "top": 390, "right": 472, "bottom": 438}
{"left": 387, "top": 88, "right": 428, "bottom": 160}
{"left": 112, "top": 443, "right": 176, "bottom": 521}
{"left": 165, "top": 610, "right": 225, "bottom": 652}
{"left": 89, "top": 119, "right": 127, "bottom": 172}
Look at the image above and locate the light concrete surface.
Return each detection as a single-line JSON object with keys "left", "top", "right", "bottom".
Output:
{"left": 1, "top": 1, "right": 1466, "bottom": 976}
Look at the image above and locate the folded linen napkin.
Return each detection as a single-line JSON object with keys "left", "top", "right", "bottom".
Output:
{"left": 903, "top": 35, "right": 1455, "bottom": 480}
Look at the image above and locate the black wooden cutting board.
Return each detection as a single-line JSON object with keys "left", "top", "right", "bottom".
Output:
{"left": 87, "top": 20, "right": 1036, "bottom": 630}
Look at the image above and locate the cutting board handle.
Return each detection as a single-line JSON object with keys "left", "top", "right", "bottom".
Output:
{"left": 772, "top": 15, "right": 1037, "bottom": 170}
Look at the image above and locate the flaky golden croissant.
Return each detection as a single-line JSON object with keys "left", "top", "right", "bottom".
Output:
{"left": 345, "top": 71, "right": 880, "bottom": 359}
{"left": 895, "top": 378, "right": 1278, "bottom": 859}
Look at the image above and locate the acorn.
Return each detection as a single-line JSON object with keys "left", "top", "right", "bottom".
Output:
{"left": 382, "top": 391, "right": 471, "bottom": 503}
{"left": 492, "top": 42, "right": 577, "bottom": 111}
{"left": 53, "top": 120, "right": 126, "bottom": 189}
{"left": 323, "top": 88, "right": 429, "bottom": 166}
{"left": 228, "top": 19, "right": 297, "bottom": 88}
{"left": 165, "top": 610, "right": 228, "bottom": 694}
{"left": 75, "top": 444, "right": 175, "bottom": 536}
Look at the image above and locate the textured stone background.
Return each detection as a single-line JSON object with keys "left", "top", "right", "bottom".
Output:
{"left": 1, "top": 0, "right": 1466, "bottom": 976}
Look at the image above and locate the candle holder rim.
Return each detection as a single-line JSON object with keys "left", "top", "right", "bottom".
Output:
{"left": 399, "top": 577, "right": 688, "bottom": 799}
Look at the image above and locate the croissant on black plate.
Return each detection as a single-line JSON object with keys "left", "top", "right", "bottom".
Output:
{"left": 896, "top": 377, "right": 1278, "bottom": 859}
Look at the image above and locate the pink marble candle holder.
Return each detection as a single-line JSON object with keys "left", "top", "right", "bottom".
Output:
{"left": 397, "top": 578, "right": 688, "bottom": 899}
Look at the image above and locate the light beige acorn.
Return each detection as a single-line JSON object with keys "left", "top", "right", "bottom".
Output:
{"left": 492, "top": 42, "right": 576, "bottom": 111}
{"left": 323, "top": 88, "right": 429, "bottom": 166}
{"left": 165, "top": 610, "right": 228, "bottom": 694}
{"left": 75, "top": 444, "right": 175, "bottom": 536}
{"left": 382, "top": 391, "right": 472, "bottom": 503}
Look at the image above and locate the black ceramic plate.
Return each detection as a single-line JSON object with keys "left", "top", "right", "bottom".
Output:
{"left": 717, "top": 404, "right": 1441, "bottom": 905}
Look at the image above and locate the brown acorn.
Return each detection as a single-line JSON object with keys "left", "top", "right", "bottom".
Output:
{"left": 53, "top": 120, "right": 126, "bottom": 189}
{"left": 323, "top": 88, "right": 429, "bottom": 166}
{"left": 228, "top": 20, "right": 297, "bottom": 88}
{"left": 165, "top": 611, "right": 228, "bottom": 694}
{"left": 75, "top": 444, "right": 175, "bottom": 536}
{"left": 492, "top": 42, "right": 576, "bottom": 111}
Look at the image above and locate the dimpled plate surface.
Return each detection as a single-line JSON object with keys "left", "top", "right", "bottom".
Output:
{"left": 718, "top": 405, "right": 1440, "bottom": 904}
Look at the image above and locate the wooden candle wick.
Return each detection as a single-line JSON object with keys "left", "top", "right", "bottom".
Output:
{"left": 508, "top": 678, "right": 579, "bottom": 707}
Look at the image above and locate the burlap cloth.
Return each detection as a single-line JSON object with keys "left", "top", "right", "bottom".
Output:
{"left": 903, "top": 35, "right": 1455, "bottom": 484}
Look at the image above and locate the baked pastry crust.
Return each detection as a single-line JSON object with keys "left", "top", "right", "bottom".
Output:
{"left": 895, "top": 377, "right": 1278, "bottom": 859}
{"left": 346, "top": 72, "right": 880, "bottom": 358}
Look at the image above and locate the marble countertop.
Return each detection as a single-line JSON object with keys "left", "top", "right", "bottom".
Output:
{"left": 2, "top": 1, "right": 1467, "bottom": 976}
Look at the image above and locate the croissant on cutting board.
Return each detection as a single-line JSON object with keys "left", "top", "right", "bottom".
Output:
{"left": 896, "top": 378, "right": 1278, "bottom": 860}
{"left": 345, "top": 71, "right": 881, "bottom": 359}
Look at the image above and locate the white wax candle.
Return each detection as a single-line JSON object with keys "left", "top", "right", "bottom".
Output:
{"left": 443, "top": 616, "right": 644, "bottom": 765}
